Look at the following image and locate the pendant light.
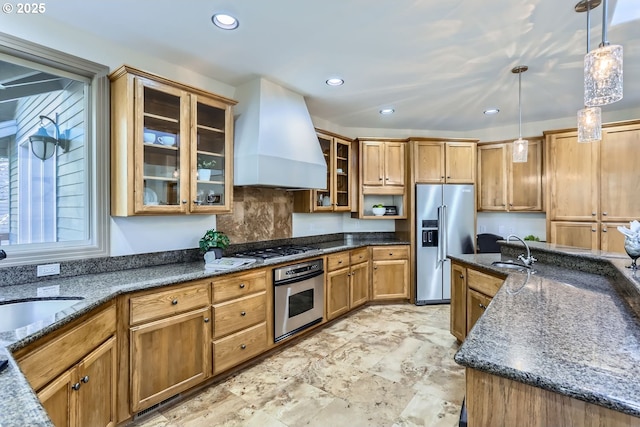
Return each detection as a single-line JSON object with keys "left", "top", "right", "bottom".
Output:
{"left": 576, "top": 0, "right": 602, "bottom": 143}
{"left": 584, "top": 0, "right": 623, "bottom": 106}
{"left": 512, "top": 65, "right": 528, "bottom": 163}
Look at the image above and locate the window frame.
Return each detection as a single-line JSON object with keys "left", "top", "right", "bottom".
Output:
{"left": 0, "top": 32, "right": 110, "bottom": 267}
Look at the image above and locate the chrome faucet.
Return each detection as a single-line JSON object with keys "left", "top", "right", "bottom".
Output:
{"left": 506, "top": 234, "right": 537, "bottom": 266}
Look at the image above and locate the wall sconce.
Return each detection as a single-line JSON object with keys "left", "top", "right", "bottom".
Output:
{"left": 28, "top": 113, "right": 69, "bottom": 161}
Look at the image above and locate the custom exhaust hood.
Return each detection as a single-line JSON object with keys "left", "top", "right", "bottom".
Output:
{"left": 233, "top": 78, "right": 327, "bottom": 189}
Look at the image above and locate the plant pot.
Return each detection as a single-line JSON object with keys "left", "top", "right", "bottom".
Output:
{"left": 372, "top": 207, "right": 386, "bottom": 216}
{"left": 203, "top": 248, "right": 223, "bottom": 264}
{"left": 198, "top": 169, "right": 211, "bottom": 181}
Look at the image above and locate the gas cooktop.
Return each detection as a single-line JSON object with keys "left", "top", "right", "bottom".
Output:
{"left": 234, "top": 245, "right": 321, "bottom": 262}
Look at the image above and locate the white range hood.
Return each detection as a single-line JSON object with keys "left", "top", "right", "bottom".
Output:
{"left": 233, "top": 78, "right": 327, "bottom": 189}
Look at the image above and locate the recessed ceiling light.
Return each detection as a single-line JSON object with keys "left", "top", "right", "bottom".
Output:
{"left": 326, "top": 78, "right": 344, "bottom": 86}
{"left": 212, "top": 13, "right": 239, "bottom": 30}
{"left": 379, "top": 108, "right": 395, "bottom": 115}
{"left": 484, "top": 108, "right": 500, "bottom": 115}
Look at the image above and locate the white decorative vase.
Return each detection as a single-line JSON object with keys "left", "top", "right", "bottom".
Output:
{"left": 198, "top": 169, "right": 211, "bottom": 181}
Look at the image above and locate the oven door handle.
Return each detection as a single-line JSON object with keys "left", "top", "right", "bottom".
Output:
{"left": 274, "top": 269, "right": 325, "bottom": 287}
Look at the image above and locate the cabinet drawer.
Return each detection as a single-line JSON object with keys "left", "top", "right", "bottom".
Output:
{"left": 212, "top": 270, "right": 267, "bottom": 303}
{"left": 17, "top": 304, "right": 116, "bottom": 391}
{"left": 372, "top": 245, "right": 409, "bottom": 260}
{"left": 467, "top": 269, "right": 504, "bottom": 298}
{"left": 213, "top": 292, "right": 266, "bottom": 338}
{"left": 350, "top": 247, "right": 370, "bottom": 264}
{"left": 130, "top": 282, "right": 209, "bottom": 325}
{"left": 327, "top": 251, "right": 350, "bottom": 271}
{"left": 213, "top": 322, "right": 267, "bottom": 374}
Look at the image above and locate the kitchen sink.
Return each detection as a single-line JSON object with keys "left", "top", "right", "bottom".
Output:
{"left": 491, "top": 261, "right": 532, "bottom": 271}
{"left": 0, "top": 297, "right": 84, "bottom": 332}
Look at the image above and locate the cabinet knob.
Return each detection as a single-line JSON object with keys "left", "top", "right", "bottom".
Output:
{"left": 239, "top": 283, "right": 246, "bottom": 289}
{"left": 172, "top": 299, "right": 178, "bottom": 305}
{"left": 447, "top": 176, "right": 451, "bottom": 179}
{"left": 352, "top": 271, "right": 356, "bottom": 276}
{"left": 81, "top": 375, "right": 89, "bottom": 384}
{"left": 240, "top": 311, "right": 246, "bottom": 316}
{"left": 441, "top": 176, "right": 444, "bottom": 179}
{"left": 385, "top": 177, "right": 389, "bottom": 180}
{"left": 182, "top": 200, "right": 188, "bottom": 204}
{"left": 603, "top": 212, "right": 608, "bottom": 216}
{"left": 389, "top": 253, "right": 393, "bottom": 256}
{"left": 459, "top": 274, "right": 464, "bottom": 279}
{"left": 379, "top": 177, "right": 383, "bottom": 181}
{"left": 204, "top": 317, "right": 210, "bottom": 323}
{"left": 338, "top": 260, "right": 343, "bottom": 264}
{"left": 603, "top": 228, "right": 608, "bottom": 233}
{"left": 592, "top": 228, "right": 597, "bottom": 232}
{"left": 479, "top": 303, "right": 487, "bottom": 310}
{"left": 592, "top": 212, "right": 597, "bottom": 216}
{"left": 71, "top": 383, "right": 81, "bottom": 391}
{"left": 240, "top": 344, "right": 247, "bottom": 350}
{"left": 509, "top": 204, "right": 513, "bottom": 207}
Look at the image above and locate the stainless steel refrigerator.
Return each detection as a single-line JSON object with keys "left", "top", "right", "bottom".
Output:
{"left": 415, "top": 184, "right": 475, "bottom": 305}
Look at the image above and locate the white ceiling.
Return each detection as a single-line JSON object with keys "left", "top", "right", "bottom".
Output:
{"left": 39, "top": 0, "right": 638, "bottom": 132}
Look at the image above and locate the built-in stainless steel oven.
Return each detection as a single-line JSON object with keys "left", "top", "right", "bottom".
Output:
{"left": 274, "top": 258, "right": 324, "bottom": 342}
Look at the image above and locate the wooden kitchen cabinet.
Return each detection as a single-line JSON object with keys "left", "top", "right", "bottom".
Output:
{"left": 326, "top": 248, "right": 370, "bottom": 320}
{"left": 477, "top": 138, "right": 543, "bottom": 211}
{"left": 371, "top": 246, "right": 410, "bottom": 301}
{"left": 15, "top": 304, "right": 117, "bottom": 427}
{"left": 110, "top": 65, "right": 236, "bottom": 216}
{"left": 450, "top": 261, "right": 467, "bottom": 342}
{"left": 412, "top": 139, "right": 477, "bottom": 184}
{"left": 545, "top": 120, "right": 640, "bottom": 253}
{"left": 360, "top": 139, "right": 406, "bottom": 188}
{"left": 128, "top": 280, "right": 211, "bottom": 412}
{"left": 211, "top": 269, "right": 268, "bottom": 375}
{"left": 294, "top": 131, "right": 353, "bottom": 213}
{"left": 449, "top": 261, "right": 505, "bottom": 341}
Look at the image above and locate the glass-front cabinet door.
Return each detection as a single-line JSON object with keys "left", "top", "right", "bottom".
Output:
{"left": 136, "top": 78, "right": 189, "bottom": 214}
{"left": 313, "top": 134, "right": 332, "bottom": 211}
{"left": 333, "top": 138, "right": 351, "bottom": 211}
{"left": 190, "top": 96, "right": 232, "bottom": 213}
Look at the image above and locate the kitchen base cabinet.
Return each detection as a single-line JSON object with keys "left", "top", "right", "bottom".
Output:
{"left": 15, "top": 304, "right": 117, "bottom": 427}
{"left": 326, "top": 248, "right": 370, "bottom": 320}
{"left": 450, "top": 262, "right": 467, "bottom": 341}
{"left": 130, "top": 307, "right": 211, "bottom": 412}
{"left": 211, "top": 269, "right": 268, "bottom": 375}
{"left": 450, "top": 261, "right": 505, "bottom": 342}
{"left": 371, "top": 246, "right": 409, "bottom": 301}
{"left": 549, "top": 221, "right": 599, "bottom": 250}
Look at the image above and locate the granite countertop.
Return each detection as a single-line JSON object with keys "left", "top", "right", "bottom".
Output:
{"left": 451, "top": 244, "right": 640, "bottom": 418}
{"left": 0, "top": 237, "right": 408, "bottom": 427}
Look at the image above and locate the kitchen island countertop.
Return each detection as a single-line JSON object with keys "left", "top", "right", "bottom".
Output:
{"left": 451, "top": 244, "right": 640, "bottom": 418}
{"left": 0, "top": 237, "right": 407, "bottom": 427}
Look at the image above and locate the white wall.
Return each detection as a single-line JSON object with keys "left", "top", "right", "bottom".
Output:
{"left": 477, "top": 212, "right": 546, "bottom": 241}
{"left": 292, "top": 213, "right": 394, "bottom": 237}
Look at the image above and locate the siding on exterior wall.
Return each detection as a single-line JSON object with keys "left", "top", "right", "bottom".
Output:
{"left": 13, "top": 79, "right": 86, "bottom": 243}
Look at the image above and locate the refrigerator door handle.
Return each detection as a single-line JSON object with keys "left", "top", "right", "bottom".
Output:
{"left": 441, "top": 204, "right": 448, "bottom": 261}
{"left": 436, "top": 206, "right": 443, "bottom": 264}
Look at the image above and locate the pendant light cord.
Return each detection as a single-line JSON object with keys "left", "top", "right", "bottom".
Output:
{"left": 518, "top": 71, "right": 523, "bottom": 139}
{"left": 601, "top": 0, "right": 609, "bottom": 46}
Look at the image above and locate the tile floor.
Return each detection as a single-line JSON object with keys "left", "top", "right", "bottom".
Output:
{"left": 131, "top": 304, "right": 465, "bottom": 427}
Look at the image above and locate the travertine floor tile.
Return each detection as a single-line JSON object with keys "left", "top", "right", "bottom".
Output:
{"left": 131, "top": 304, "right": 463, "bottom": 427}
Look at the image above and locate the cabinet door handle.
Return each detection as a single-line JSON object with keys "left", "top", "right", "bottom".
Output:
{"left": 71, "top": 383, "right": 81, "bottom": 391}
{"left": 172, "top": 299, "right": 178, "bottom": 305}
{"left": 239, "top": 283, "right": 246, "bottom": 289}
{"left": 479, "top": 303, "right": 487, "bottom": 310}
{"left": 81, "top": 375, "right": 89, "bottom": 384}
{"left": 459, "top": 274, "right": 464, "bottom": 279}
{"left": 240, "top": 311, "right": 246, "bottom": 316}
{"left": 240, "top": 344, "right": 247, "bottom": 350}
{"left": 204, "top": 317, "right": 210, "bottom": 323}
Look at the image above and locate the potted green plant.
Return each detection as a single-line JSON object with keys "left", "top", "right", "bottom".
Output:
{"left": 199, "top": 228, "right": 230, "bottom": 260}
{"left": 197, "top": 158, "right": 216, "bottom": 181}
{"left": 372, "top": 204, "right": 386, "bottom": 216}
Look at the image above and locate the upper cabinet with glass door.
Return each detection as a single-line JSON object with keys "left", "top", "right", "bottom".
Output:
{"left": 293, "top": 131, "right": 353, "bottom": 213}
{"left": 110, "top": 66, "right": 236, "bottom": 216}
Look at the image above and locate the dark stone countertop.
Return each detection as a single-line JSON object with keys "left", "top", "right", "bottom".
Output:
{"left": 0, "top": 237, "right": 408, "bottom": 427}
{"left": 451, "top": 243, "right": 640, "bottom": 418}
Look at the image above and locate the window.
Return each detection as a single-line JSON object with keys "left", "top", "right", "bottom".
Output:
{"left": 0, "top": 33, "right": 109, "bottom": 266}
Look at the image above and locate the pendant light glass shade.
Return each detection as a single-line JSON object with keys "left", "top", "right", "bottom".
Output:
{"left": 513, "top": 138, "right": 528, "bottom": 163}
{"left": 577, "top": 107, "right": 602, "bottom": 142}
{"left": 511, "top": 65, "right": 528, "bottom": 163}
{"left": 584, "top": 44, "right": 623, "bottom": 106}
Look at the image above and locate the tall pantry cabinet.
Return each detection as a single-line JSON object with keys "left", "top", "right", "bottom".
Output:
{"left": 545, "top": 120, "right": 640, "bottom": 253}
